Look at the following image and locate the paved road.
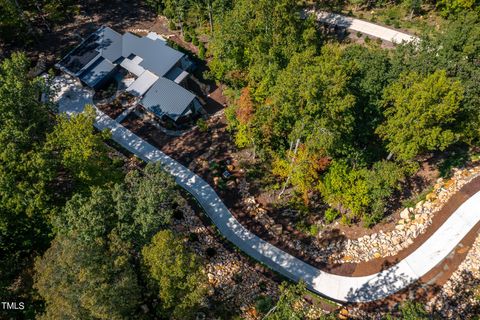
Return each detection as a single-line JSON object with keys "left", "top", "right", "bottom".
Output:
{"left": 54, "top": 76, "right": 480, "bottom": 303}
{"left": 311, "top": 10, "right": 418, "bottom": 43}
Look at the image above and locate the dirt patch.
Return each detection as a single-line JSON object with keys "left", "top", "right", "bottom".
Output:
{"left": 1, "top": 1, "right": 156, "bottom": 69}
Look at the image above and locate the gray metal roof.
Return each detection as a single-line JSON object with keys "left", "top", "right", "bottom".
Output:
{"left": 126, "top": 70, "right": 158, "bottom": 96}
{"left": 122, "top": 32, "right": 184, "bottom": 77}
{"left": 141, "top": 77, "right": 196, "bottom": 121}
{"left": 79, "top": 57, "right": 116, "bottom": 88}
{"left": 97, "top": 27, "right": 123, "bottom": 62}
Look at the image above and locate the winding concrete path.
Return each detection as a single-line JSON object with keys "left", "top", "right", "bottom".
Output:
{"left": 310, "top": 10, "right": 419, "bottom": 44}
{"left": 54, "top": 76, "right": 480, "bottom": 303}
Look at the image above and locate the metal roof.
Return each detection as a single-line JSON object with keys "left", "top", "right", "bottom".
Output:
{"left": 97, "top": 27, "right": 123, "bottom": 62}
{"left": 126, "top": 70, "right": 159, "bottom": 97}
{"left": 164, "top": 66, "right": 189, "bottom": 83}
{"left": 141, "top": 77, "right": 196, "bottom": 121}
{"left": 122, "top": 32, "right": 184, "bottom": 77}
{"left": 57, "top": 33, "right": 100, "bottom": 74}
{"left": 58, "top": 27, "right": 198, "bottom": 122}
{"left": 120, "top": 56, "right": 145, "bottom": 77}
{"left": 79, "top": 57, "right": 116, "bottom": 88}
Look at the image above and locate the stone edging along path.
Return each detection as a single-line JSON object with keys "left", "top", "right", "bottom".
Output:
{"left": 55, "top": 78, "right": 480, "bottom": 303}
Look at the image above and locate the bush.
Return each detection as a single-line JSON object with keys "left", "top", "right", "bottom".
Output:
{"left": 196, "top": 118, "right": 208, "bottom": 132}
{"left": 192, "top": 34, "right": 199, "bottom": 46}
{"left": 309, "top": 224, "right": 319, "bottom": 237}
{"left": 364, "top": 36, "right": 371, "bottom": 43}
{"left": 356, "top": 31, "right": 362, "bottom": 38}
{"left": 168, "top": 20, "right": 176, "bottom": 30}
{"left": 188, "top": 232, "right": 199, "bottom": 242}
{"left": 255, "top": 296, "right": 273, "bottom": 314}
{"left": 206, "top": 247, "right": 216, "bottom": 257}
{"left": 198, "top": 42, "right": 206, "bottom": 59}
{"left": 320, "top": 160, "right": 406, "bottom": 225}
{"left": 324, "top": 208, "right": 339, "bottom": 224}
{"left": 184, "top": 32, "right": 192, "bottom": 42}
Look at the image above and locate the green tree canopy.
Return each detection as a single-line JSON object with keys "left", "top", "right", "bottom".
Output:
{"left": 34, "top": 234, "right": 141, "bottom": 320}
{"left": 376, "top": 70, "right": 464, "bottom": 161}
{"left": 142, "top": 230, "right": 208, "bottom": 319}
{"left": 0, "top": 53, "right": 55, "bottom": 307}
{"left": 53, "top": 162, "right": 180, "bottom": 248}
{"left": 45, "top": 105, "right": 122, "bottom": 188}
{"left": 319, "top": 160, "right": 407, "bottom": 225}
{"left": 208, "top": 0, "right": 320, "bottom": 88}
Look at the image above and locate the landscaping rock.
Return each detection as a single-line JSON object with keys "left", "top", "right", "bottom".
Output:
{"left": 400, "top": 208, "right": 411, "bottom": 220}
{"left": 271, "top": 224, "right": 283, "bottom": 235}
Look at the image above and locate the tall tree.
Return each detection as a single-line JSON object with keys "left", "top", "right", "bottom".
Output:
{"left": 319, "top": 160, "right": 407, "bottom": 225}
{"left": 53, "top": 162, "right": 179, "bottom": 248}
{"left": 0, "top": 53, "right": 54, "bottom": 311}
{"left": 142, "top": 230, "right": 207, "bottom": 319}
{"left": 34, "top": 234, "right": 142, "bottom": 320}
{"left": 45, "top": 105, "right": 122, "bottom": 188}
{"left": 376, "top": 70, "right": 464, "bottom": 161}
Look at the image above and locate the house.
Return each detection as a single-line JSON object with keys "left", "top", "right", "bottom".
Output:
{"left": 56, "top": 26, "right": 203, "bottom": 124}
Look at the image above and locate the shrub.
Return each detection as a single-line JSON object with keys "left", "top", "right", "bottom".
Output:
{"left": 364, "top": 36, "right": 371, "bottom": 43}
{"left": 196, "top": 118, "right": 208, "bottom": 132}
{"left": 309, "top": 224, "right": 319, "bottom": 237}
{"left": 320, "top": 160, "right": 406, "bottom": 225}
{"left": 198, "top": 42, "right": 206, "bottom": 59}
{"left": 192, "top": 34, "right": 199, "bottom": 46}
{"left": 188, "top": 232, "right": 199, "bottom": 242}
{"left": 324, "top": 208, "right": 339, "bottom": 224}
{"left": 184, "top": 32, "right": 192, "bottom": 42}
{"left": 168, "top": 20, "right": 176, "bottom": 30}
{"left": 206, "top": 247, "right": 216, "bottom": 257}
{"left": 356, "top": 31, "right": 362, "bottom": 38}
{"left": 255, "top": 296, "right": 273, "bottom": 314}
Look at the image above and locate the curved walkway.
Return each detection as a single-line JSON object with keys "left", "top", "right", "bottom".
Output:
{"left": 55, "top": 76, "right": 480, "bottom": 303}
{"left": 310, "top": 10, "right": 419, "bottom": 44}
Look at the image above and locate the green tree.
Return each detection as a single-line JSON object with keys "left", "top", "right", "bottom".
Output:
{"left": 437, "top": 0, "right": 478, "bottom": 16}
{"left": 40, "top": 163, "right": 184, "bottom": 319}
{"left": 0, "top": 0, "right": 76, "bottom": 42}
{"left": 142, "top": 230, "right": 207, "bottom": 319}
{"left": 34, "top": 234, "right": 141, "bottom": 320}
{"left": 54, "top": 162, "right": 179, "bottom": 248}
{"left": 113, "top": 162, "right": 180, "bottom": 247}
{"left": 319, "top": 160, "right": 407, "bottom": 225}
{"left": 391, "top": 13, "right": 480, "bottom": 143}
{"left": 45, "top": 105, "right": 122, "bottom": 188}
{"left": 0, "top": 53, "right": 55, "bottom": 310}
{"left": 208, "top": 0, "right": 320, "bottom": 87}
{"left": 376, "top": 70, "right": 464, "bottom": 161}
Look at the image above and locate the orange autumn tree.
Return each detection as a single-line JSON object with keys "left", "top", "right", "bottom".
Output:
{"left": 234, "top": 87, "right": 255, "bottom": 147}
{"left": 236, "top": 87, "right": 254, "bottom": 125}
{"left": 273, "top": 143, "right": 330, "bottom": 204}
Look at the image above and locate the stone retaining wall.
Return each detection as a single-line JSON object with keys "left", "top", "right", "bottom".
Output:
{"left": 238, "top": 164, "right": 480, "bottom": 265}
